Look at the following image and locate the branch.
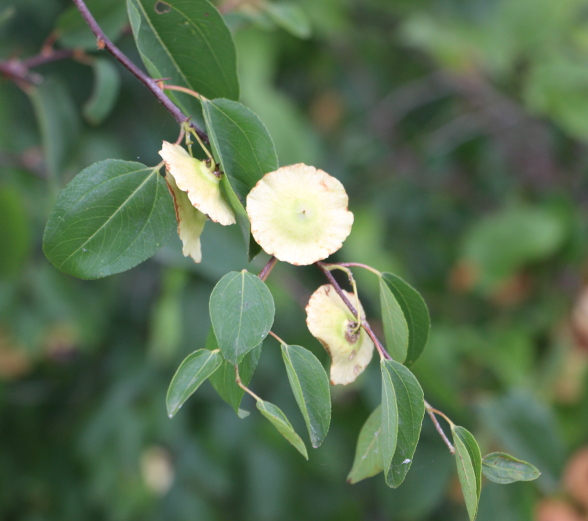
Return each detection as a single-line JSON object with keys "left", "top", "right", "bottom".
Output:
{"left": 316, "top": 261, "right": 458, "bottom": 454}
{"left": 259, "top": 256, "right": 278, "bottom": 282}
{"left": 425, "top": 402, "right": 455, "bottom": 454}
{"left": 23, "top": 49, "right": 78, "bottom": 69}
{"left": 0, "top": 49, "right": 79, "bottom": 86}
{"left": 0, "top": 60, "right": 40, "bottom": 85}
{"left": 71, "top": 0, "right": 208, "bottom": 143}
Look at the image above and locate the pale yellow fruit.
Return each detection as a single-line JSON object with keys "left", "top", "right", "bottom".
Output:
{"left": 246, "top": 164, "right": 354, "bottom": 265}
{"left": 306, "top": 284, "right": 374, "bottom": 385}
{"left": 159, "top": 141, "right": 236, "bottom": 226}
{"left": 165, "top": 172, "right": 206, "bottom": 263}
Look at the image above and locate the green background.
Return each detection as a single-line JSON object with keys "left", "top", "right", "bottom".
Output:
{"left": 1, "top": 0, "right": 588, "bottom": 519}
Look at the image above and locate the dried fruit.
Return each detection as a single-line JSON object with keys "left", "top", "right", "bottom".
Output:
{"left": 165, "top": 172, "right": 206, "bottom": 263}
{"left": 306, "top": 284, "right": 374, "bottom": 385}
{"left": 159, "top": 141, "right": 236, "bottom": 226}
{"left": 246, "top": 164, "right": 353, "bottom": 265}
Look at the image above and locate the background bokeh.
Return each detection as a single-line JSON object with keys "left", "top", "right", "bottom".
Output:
{"left": 2, "top": 0, "right": 588, "bottom": 519}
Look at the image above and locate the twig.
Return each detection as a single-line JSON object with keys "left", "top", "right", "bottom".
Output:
{"left": 425, "top": 401, "right": 455, "bottom": 454}
{"left": 330, "top": 262, "right": 382, "bottom": 277}
{"left": 71, "top": 0, "right": 208, "bottom": 143}
{"left": 316, "top": 260, "right": 458, "bottom": 454}
{"left": 235, "top": 365, "right": 262, "bottom": 402}
{"left": 268, "top": 330, "right": 286, "bottom": 345}
{"left": 0, "top": 60, "right": 40, "bottom": 85}
{"left": 23, "top": 49, "right": 77, "bottom": 69}
{"left": 162, "top": 84, "right": 205, "bottom": 101}
{"left": 259, "top": 256, "right": 278, "bottom": 282}
{"left": 0, "top": 49, "right": 79, "bottom": 86}
{"left": 316, "top": 261, "right": 390, "bottom": 360}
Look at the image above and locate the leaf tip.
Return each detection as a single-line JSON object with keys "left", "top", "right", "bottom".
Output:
{"left": 166, "top": 404, "right": 177, "bottom": 418}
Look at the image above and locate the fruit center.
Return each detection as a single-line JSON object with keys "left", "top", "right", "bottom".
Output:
{"left": 295, "top": 203, "right": 314, "bottom": 221}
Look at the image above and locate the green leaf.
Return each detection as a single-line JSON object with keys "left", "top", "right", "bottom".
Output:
{"left": 452, "top": 425, "right": 482, "bottom": 521}
{"left": 27, "top": 77, "right": 79, "bottom": 188}
{"left": 203, "top": 98, "right": 276, "bottom": 259}
{"left": 381, "top": 360, "right": 398, "bottom": 475}
{"left": 209, "top": 270, "right": 274, "bottom": 365}
{"left": 127, "top": 0, "right": 239, "bottom": 119}
{"left": 219, "top": 175, "right": 261, "bottom": 260}
{"left": 379, "top": 277, "right": 409, "bottom": 363}
{"left": 380, "top": 273, "right": 430, "bottom": 366}
{"left": 43, "top": 160, "right": 176, "bottom": 279}
{"left": 478, "top": 390, "right": 564, "bottom": 492}
{"left": 207, "top": 328, "right": 262, "bottom": 413}
{"left": 202, "top": 98, "right": 279, "bottom": 200}
{"left": 57, "top": 0, "right": 128, "bottom": 49}
{"left": 347, "top": 406, "right": 383, "bottom": 484}
{"left": 263, "top": 2, "right": 311, "bottom": 39}
{"left": 482, "top": 452, "right": 541, "bottom": 484}
{"left": 83, "top": 58, "right": 121, "bottom": 126}
{"left": 166, "top": 348, "right": 223, "bottom": 417}
{"left": 280, "top": 344, "right": 331, "bottom": 448}
{"left": 256, "top": 399, "right": 308, "bottom": 459}
{"left": 380, "top": 360, "right": 425, "bottom": 488}
{"left": 0, "top": 186, "right": 30, "bottom": 279}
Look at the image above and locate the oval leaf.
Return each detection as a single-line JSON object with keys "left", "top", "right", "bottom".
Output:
{"left": 207, "top": 328, "right": 263, "bottom": 413}
{"left": 219, "top": 175, "right": 261, "bottom": 260}
{"left": 27, "top": 77, "right": 79, "bottom": 186}
{"left": 280, "top": 344, "right": 331, "bottom": 448}
{"left": 256, "top": 399, "right": 308, "bottom": 459}
{"left": 347, "top": 405, "right": 383, "bottom": 484}
{"left": 166, "top": 349, "right": 223, "bottom": 417}
{"left": 43, "top": 160, "right": 175, "bottom": 279}
{"left": 83, "top": 58, "right": 121, "bottom": 125}
{"left": 380, "top": 273, "right": 430, "bottom": 366}
{"left": 209, "top": 270, "right": 274, "bottom": 365}
{"left": 379, "top": 277, "right": 409, "bottom": 363}
{"left": 380, "top": 359, "right": 425, "bottom": 488}
{"left": 482, "top": 452, "right": 540, "bottom": 484}
{"left": 478, "top": 389, "right": 564, "bottom": 491}
{"left": 452, "top": 425, "right": 482, "bottom": 521}
{"left": 381, "top": 360, "right": 399, "bottom": 475}
{"left": 127, "top": 0, "right": 239, "bottom": 118}
{"left": 202, "top": 98, "right": 279, "bottom": 200}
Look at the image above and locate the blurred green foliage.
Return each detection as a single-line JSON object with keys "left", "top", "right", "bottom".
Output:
{"left": 1, "top": 0, "right": 588, "bottom": 519}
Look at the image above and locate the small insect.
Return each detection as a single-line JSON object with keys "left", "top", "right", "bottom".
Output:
{"left": 402, "top": 459, "right": 411, "bottom": 464}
